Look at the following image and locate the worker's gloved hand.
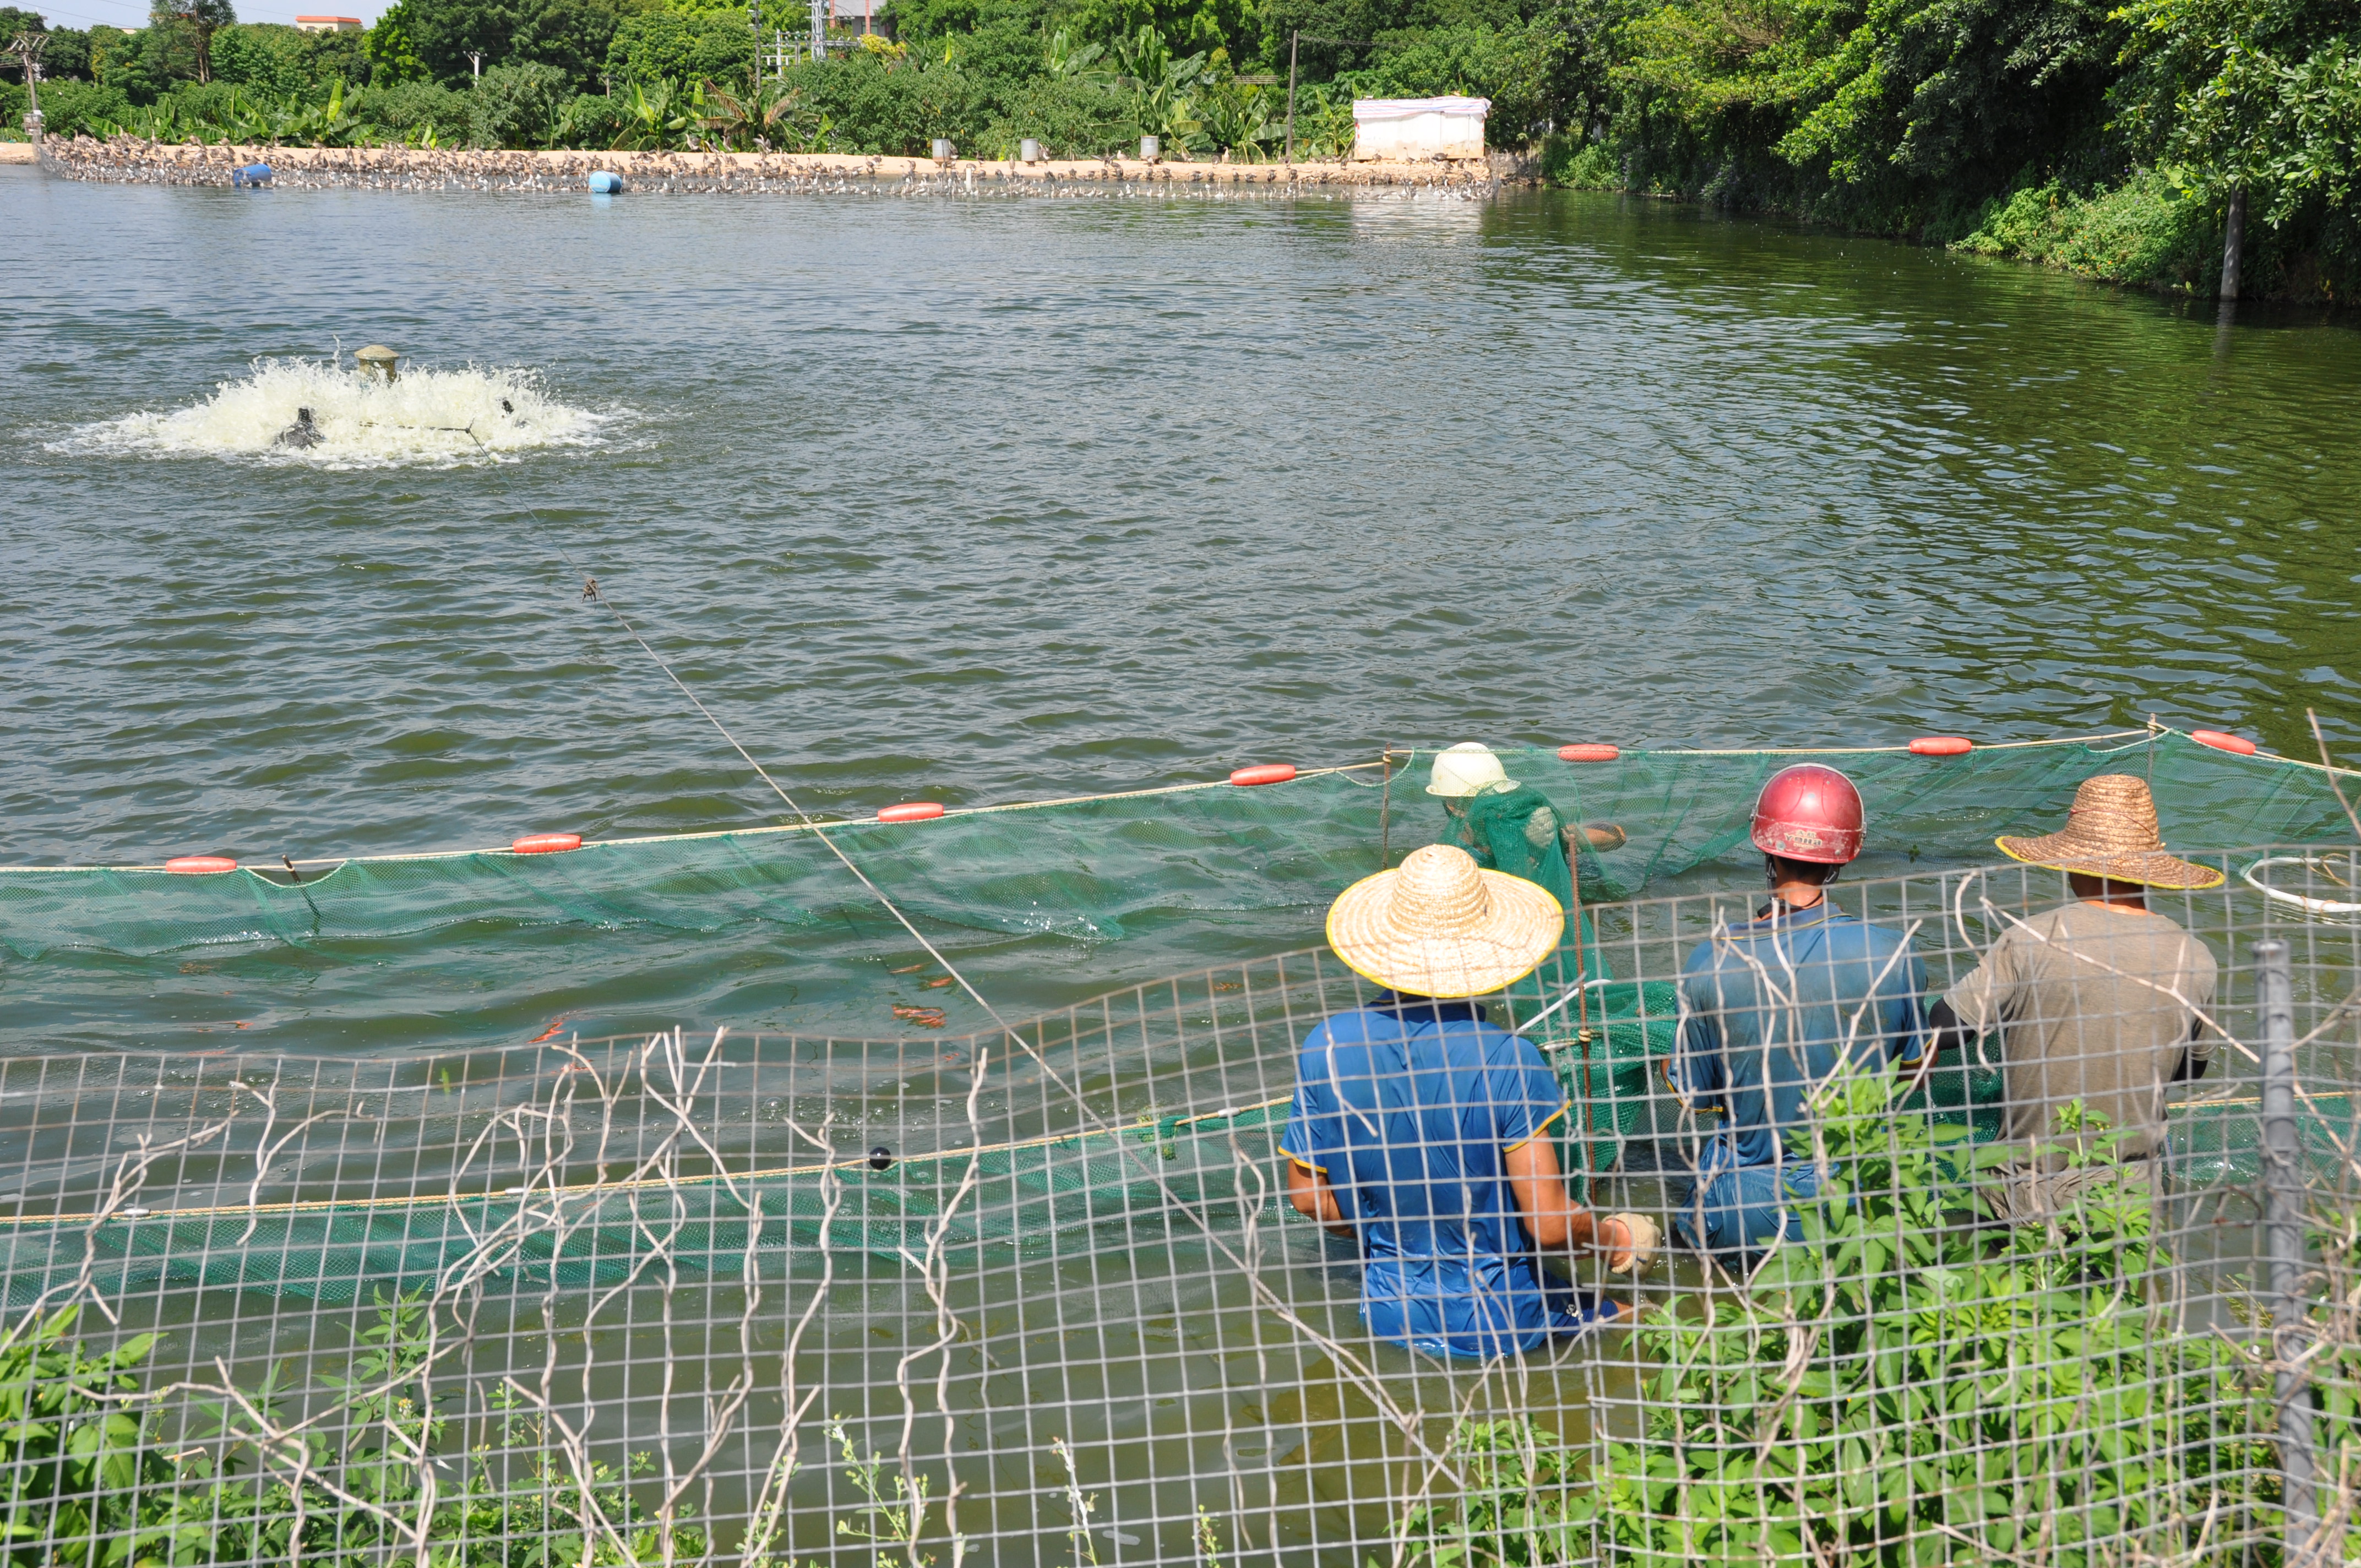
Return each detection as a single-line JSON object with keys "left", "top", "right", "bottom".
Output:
{"left": 1596, "top": 1212, "right": 1661, "bottom": 1276}
{"left": 1563, "top": 821, "right": 1628, "bottom": 853}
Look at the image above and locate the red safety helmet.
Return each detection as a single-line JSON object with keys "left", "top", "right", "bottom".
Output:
{"left": 1750, "top": 764, "right": 1864, "bottom": 865}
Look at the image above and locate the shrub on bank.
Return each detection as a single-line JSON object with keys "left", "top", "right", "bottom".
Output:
{"left": 17, "top": 79, "right": 134, "bottom": 139}
{"left": 767, "top": 52, "right": 985, "bottom": 156}
{"left": 1955, "top": 172, "right": 2221, "bottom": 293}
{"left": 976, "top": 74, "right": 1143, "bottom": 159}
{"left": 355, "top": 78, "right": 475, "bottom": 143}
{"left": 467, "top": 60, "right": 572, "bottom": 148}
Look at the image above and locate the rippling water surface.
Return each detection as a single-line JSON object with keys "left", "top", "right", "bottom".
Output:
{"left": 3, "top": 168, "right": 2357, "bottom": 1054}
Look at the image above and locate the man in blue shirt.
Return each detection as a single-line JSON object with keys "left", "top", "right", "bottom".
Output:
{"left": 1282, "top": 843, "right": 1657, "bottom": 1359}
{"left": 1666, "top": 765, "right": 1930, "bottom": 1260}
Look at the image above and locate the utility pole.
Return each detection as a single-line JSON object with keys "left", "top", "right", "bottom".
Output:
{"left": 1285, "top": 30, "right": 1297, "bottom": 163}
{"left": 9, "top": 30, "right": 46, "bottom": 146}
{"left": 749, "top": 0, "right": 761, "bottom": 91}
{"left": 466, "top": 49, "right": 481, "bottom": 80}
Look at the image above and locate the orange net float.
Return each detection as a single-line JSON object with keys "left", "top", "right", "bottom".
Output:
{"left": 2191, "top": 729, "right": 2259, "bottom": 755}
{"left": 1909, "top": 736, "right": 1973, "bottom": 756}
{"left": 1228, "top": 764, "right": 1297, "bottom": 787}
{"left": 877, "top": 803, "right": 946, "bottom": 823}
{"left": 1558, "top": 744, "right": 1620, "bottom": 763}
{"left": 164, "top": 856, "right": 238, "bottom": 874}
{"left": 511, "top": 834, "right": 584, "bottom": 855}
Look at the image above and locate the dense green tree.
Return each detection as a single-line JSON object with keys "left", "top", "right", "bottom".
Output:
{"left": 404, "top": 0, "right": 623, "bottom": 89}
{"left": 1065, "top": 0, "right": 1258, "bottom": 54}
{"left": 1, "top": 10, "right": 95, "bottom": 80}
{"left": 366, "top": 1, "right": 431, "bottom": 83}
{"left": 17, "top": 73, "right": 129, "bottom": 128}
{"left": 470, "top": 57, "right": 569, "bottom": 139}
{"left": 1339, "top": 19, "right": 1568, "bottom": 143}
{"left": 2114, "top": 0, "right": 2361, "bottom": 222}
{"left": 605, "top": 8, "right": 754, "bottom": 86}
{"left": 89, "top": 20, "right": 189, "bottom": 100}
{"left": 210, "top": 21, "right": 369, "bottom": 95}
{"left": 766, "top": 46, "right": 984, "bottom": 148}
{"left": 355, "top": 73, "right": 474, "bottom": 135}
{"left": 154, "top": 0, "right": 236, "bottom": 83}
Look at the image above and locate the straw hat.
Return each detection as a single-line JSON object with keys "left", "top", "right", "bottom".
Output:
{"left": 1326, "top": 844, "right": 1563, "bottom": 998}
{"left": 1996, "top": 774, "right": 2224, "bottom": 891}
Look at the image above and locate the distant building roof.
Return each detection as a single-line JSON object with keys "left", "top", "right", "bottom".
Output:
{"left": 293, "top": 16, "right": 365, "bottom": 31}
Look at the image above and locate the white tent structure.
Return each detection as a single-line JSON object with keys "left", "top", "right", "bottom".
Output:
{"left": 1351, "top": 96, "right": 1490, "bottom": 161}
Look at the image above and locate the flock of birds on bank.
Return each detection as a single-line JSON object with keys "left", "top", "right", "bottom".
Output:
{"left": 37, "top": 138, "right": 1500, "bottom": 199}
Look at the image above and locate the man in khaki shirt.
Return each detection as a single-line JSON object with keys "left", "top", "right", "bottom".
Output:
{"left": 1927, "top": 774, "right": 2225, "bottom": 1223}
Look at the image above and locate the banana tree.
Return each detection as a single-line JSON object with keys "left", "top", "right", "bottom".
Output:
{"left": 691, "top": 79, "right": 818, "bottom": 152}
{"left": 1045, "top": 28, "right": 1107, "bottom": 80}
{"left": 1193, "top": 75, "right": 1274, "bottom": 160}
{"left": 1111, "top": 25, "right": 1207, "bottom": 144}
{"left": 265, "top": 79, "right": 361, "bottom": 147}
{"left": 610, "top": 80, "right": 694, "bottom": 151}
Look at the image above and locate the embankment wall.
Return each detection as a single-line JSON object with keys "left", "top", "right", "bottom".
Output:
{"left": 25, "top": 138, "right": 1521, "bottom": 194}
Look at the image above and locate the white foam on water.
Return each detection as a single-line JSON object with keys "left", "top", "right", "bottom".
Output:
{"left": 58, "top": 357, "right": 617, "bottom": 468}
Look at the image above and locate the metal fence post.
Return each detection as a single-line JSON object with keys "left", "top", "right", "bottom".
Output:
{"left": 2254, "top": 938, "right": 2320, "bottom": 1559}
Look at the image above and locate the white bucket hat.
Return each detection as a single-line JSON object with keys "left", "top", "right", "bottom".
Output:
{"left": 1325, "top": 844, "right": 1562, "bottom": 998}
{"left": 1427, "top": 741, "right": 1511, "bottom": 798}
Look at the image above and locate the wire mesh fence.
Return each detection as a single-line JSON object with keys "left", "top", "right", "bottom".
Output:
{"left": 2, "top": 848, "right": 2356, "bottom": 1565}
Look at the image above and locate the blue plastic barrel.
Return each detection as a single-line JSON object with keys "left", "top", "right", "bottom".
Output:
{"left": 231, "top": 163, "right": 273, "bottom": 187}
{"left": 587, "top": 171, "right": 624, "bottom": 194}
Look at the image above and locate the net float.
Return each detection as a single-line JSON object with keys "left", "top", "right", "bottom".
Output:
{"left": 1558, "top": 744, "right": 1620, "bottom": 763}
{"left": 1229, "top": 764, "right": 1297, "bottom": 786}
{"left": 1909, "top": 736, "right": 1973, "bottom": 756}
{"left": 512, "top": 833, "right": 584, "bottom": 855}
{"left": 164, "top": 856, "right": 238, "bottom": 874}
{"left": 878, "top": 803, "right": 946, "bottom": 823}
{"left": 2191, "top": 729, "right": 2259, "bottom": 755}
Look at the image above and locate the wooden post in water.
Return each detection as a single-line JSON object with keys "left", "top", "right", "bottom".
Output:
{"left": 2219, "top": 186, "right": 2245, "bottom": 301}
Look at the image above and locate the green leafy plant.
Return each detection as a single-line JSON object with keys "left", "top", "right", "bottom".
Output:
{"left": 1554, "top": 1070, "right": 2273, "bottom": 1565}
{"left": 0, "top": 1293, "right": 699, "bottom": 1567}
{"left": 1110, "top": 25, "right": 1206, "bottom": 145}
{"left": 1394, "top": 1417, "right": 1585, "bottom": 1567}
{"left": 822, "top": 1414, "right": 962, "bottom": 1565}
{"left": 0, "top": 1306, "right": 187, "bottom": 1568}
{"left": 609, "top": 78, "right": 695, "bottom": 150}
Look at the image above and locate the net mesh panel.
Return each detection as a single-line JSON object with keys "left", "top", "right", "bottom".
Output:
{"left": 1, "top": 732, "right": 2354, "bottom": 1049}
{"left": 2, "top": 852, "right": 2358, "bottom": 1565}
{"left": 2, "top": 731, "right": 2359, "bottom": 1565}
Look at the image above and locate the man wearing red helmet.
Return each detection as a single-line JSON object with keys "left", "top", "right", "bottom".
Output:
{"left": 1664, "top": 764, "right": 1931, "bottom": 1260}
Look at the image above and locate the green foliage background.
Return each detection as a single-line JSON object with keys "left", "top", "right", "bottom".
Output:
{"left": 3, "top": 0, "right": 2355, "bottom": 297}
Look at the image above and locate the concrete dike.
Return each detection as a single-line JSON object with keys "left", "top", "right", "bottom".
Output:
{"left": 29, "top": 137, "right": 1522, "bottom": 195}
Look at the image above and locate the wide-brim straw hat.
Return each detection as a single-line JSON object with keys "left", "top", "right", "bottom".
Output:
{"left": 1326, "top": 843, "right": 1563, "bottom": 998}
{"left": 1996, "top": 773, "right": 2225, "bottom": 891}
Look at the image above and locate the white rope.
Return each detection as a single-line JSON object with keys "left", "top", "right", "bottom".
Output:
{"left": 2242, "top": 856, "right": 2361, "bottom": 921}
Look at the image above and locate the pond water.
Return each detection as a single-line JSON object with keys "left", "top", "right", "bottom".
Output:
{"left": 2, "top": 167, "right": 2354, "bottom": 1564}
{"left": 3, "top": 167, "right": 2358, "bottom": 1058}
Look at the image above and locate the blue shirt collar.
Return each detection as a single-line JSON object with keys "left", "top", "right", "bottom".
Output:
{"left": 1366, "top": 991, "right": 1486, "bottom": 1023}
{"left": 1747, "top": 897, "right": 1847, "bottom": 929}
